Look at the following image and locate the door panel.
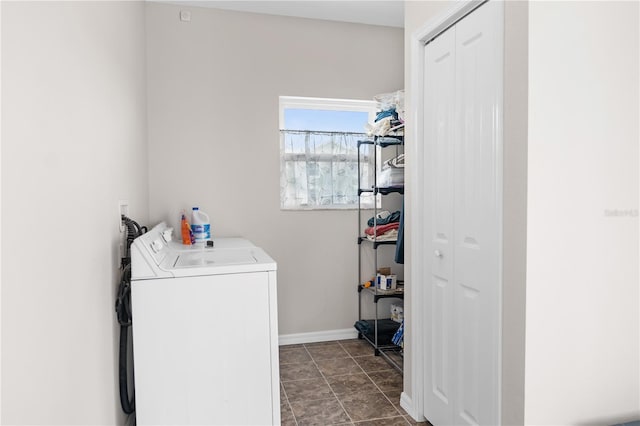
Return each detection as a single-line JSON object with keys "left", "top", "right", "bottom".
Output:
{"left": 423, "top": 25, "right": 456, "bottom": 426}
{"left": 453, "top": 2, "right": 502, "bottom": 425}
{"left": 422, "top": 1, "right": 503, "bottom": 425}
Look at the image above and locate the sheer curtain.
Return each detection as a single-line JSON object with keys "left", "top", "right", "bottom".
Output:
{"left": 280, "top": 130, "right": 373, "bottom": 210}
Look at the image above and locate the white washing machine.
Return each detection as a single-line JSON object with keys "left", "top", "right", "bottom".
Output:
{"left": 130, "top": 222, "right": 280, "bottom": 425}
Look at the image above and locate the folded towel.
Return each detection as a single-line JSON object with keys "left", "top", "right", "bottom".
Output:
{"left": 364, "top": 222, "right": 400, "bottom": 236}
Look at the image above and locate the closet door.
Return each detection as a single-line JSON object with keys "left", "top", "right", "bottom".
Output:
{"left": 423, "top": 26, "right": 456, "bottom": 426}
{"left": 423, "top": 1, "right": 503, "bottom": 425}
{"left": 453, "top": 2, "right": 502, "bottom": 425}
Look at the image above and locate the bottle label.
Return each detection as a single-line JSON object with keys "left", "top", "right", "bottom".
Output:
{"left": 191, "top": 223, "right": 211, "bottom": 241}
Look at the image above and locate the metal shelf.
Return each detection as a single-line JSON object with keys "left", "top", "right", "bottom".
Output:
{"left": 357, "top": 236, "right": 397, "bottom": 249}
{"left": 355, "top": 319, "right": 403, "bottom": 373}
{"left": 357, "top": 284, "right": 404, "bottom": 303}
{"left": 357, "top": 133, "right": 405, "bottom": 373}
{"left": 358, "top": 186, "right": 404, "bottom": 196}
{"left": 377, "top": 346, "right": 403, "bottom": 373}
{"left": 357, "top": 135, "right": 404, "bottom": 147}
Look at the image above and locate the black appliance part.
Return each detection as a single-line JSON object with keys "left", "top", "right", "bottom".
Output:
{"left": 115, "top": 216, "right": 147, "bottom": 417}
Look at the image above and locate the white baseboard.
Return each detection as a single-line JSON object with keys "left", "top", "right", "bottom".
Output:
{"left": 279, "top": 328, "right": 358, "bottom": 346}
{"left": 401, "top": 392, "right": 426, "bottom": 423}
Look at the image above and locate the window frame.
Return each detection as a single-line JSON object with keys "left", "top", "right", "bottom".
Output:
{"left": 279, "top": 96, "right": 378, "bottom": 211}
{"left": 279, "top": 96, "right": 377, "bottom": 130}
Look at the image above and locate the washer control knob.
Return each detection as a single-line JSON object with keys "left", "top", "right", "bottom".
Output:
{"left": 151, "top": 239, "right": 164, "bottom": 253}
{"left": 434, "top": 250, "right": 443, "bottom": 258}
{"left": 162, "top": 228, "right": 173, "bottom": 243}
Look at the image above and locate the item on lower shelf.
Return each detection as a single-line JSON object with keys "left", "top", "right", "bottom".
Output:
{"left": 366, "top": 229, "right": 398, "bottom": 242}
{"left": 364, "top": 222, "right": 399, "bottom": 237}
{"left": 376, "top": 274, "right": 397, "bottom": 290}
{"left": 367, "top": 210, "right": 401, "bottom": 227}
{"left": 391, "top": 303, "right": 404, "bottom": 323}
{"left": 391, "top": 320, "right": 404, "bottom": 348}
{"left": 377, "top": 154, "right": 405, "bottom": 188}
{"left": 395, "top": 201, "right": 405, "bottom": 264}
{"left": 354, "top": 319, "right": 400, "bottom": 346}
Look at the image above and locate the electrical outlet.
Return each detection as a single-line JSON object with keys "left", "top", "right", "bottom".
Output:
{"left": 119, "top": 201, "right": 129, "bottom": 233}
{"left": 180, "top": 10, "right": 191, "bottom": 22}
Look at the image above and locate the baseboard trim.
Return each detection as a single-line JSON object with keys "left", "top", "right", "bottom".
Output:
{"left": 279, "top": 328, "right": 358, "bottom": 346}
{"left": 401, "top": 392, "right": 426, "bottom": 423}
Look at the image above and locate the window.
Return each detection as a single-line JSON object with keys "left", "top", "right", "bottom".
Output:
{"left": 279, "top": 96, "right": 377, "bottom": 210}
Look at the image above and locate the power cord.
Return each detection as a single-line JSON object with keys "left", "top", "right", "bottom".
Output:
{"left": 115, "top": 215, "right": 146, "bottom": 418}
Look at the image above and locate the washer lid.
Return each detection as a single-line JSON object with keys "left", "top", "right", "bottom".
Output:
{"left": 158, "top": 246, "right": 277, "bottom": 277}
{"left": 174, "top": 250, "right": 257, "bottom": 268}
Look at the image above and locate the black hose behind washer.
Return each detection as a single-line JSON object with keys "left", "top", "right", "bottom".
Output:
{"left": 115, "top": 216, "right": 147, "bottom": 417}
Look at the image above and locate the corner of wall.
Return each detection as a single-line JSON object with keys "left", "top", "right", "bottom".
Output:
{"left": 501, "top": 1, "right": 528, "bottom": 425}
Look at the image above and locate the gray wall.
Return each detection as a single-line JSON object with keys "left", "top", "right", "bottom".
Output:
{"left": 1, "top": 1, "right": 148, "bottom": 425}
{"left": 500, "top": 2, "right": 528, "bottom": 424}
{"left": 525, "top": 1, "right": 639, "bottom": 423}
{"left": 145, "top": 3, "right": 404, "bottom": 336}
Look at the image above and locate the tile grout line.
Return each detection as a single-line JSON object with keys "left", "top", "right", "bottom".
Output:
{"left": 304, "top": 342, "right": 356, "bottom": 425}
{"left": 336, "top": 341, "right": 407, "bottom": 423}
{"left": 339, "top": 340, "right": 408, "bottom": 422}
{"left": 282, "top": 340, "right": 409, "bottom": 425}
{"left": 336, "top": 339, "right": 371, "bottom": 425}
{"left": 279, "top": 381, "right": 299, "bottom": 426}
{"left": 338, "top": 340, "right": 410, "bottom": 425}
{"left": 279, "top": 351, "right": 300, "bottom": 426}
{"left": 360, "top": 365, "right": 406, "bottom": 417}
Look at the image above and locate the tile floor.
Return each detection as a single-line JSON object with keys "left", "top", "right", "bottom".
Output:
{"left": 279, "top": 339, "right": 430, "bottom": 426}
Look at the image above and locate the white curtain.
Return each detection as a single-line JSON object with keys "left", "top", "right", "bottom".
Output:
{"left": 280, "top": 130, "right": 373, "bottom": 210}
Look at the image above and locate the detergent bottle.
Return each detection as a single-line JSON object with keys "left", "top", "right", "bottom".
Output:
{"left": 191, "top": 207, "right": 211, "bottom": 243}
{"left": 180, "top": 212, "right": 194, "bottom": 245}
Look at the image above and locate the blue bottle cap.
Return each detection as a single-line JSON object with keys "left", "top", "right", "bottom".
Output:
{"left": 192, "top": 207, "right": 199, "bottom": 210}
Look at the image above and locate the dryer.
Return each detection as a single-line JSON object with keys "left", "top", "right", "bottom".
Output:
{"left": 130, "top": 222, "right": 280, "bottom": 425}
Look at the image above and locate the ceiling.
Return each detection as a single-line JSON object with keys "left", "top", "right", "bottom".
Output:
{"left": 157, "top": 1, "right": 405, "bottom": 28}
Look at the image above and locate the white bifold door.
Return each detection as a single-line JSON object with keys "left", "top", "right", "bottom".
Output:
{"left": 422, "top": 2, "right": 503, "bottom": 425}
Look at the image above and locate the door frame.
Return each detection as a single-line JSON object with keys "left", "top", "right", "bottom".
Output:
{"left": 405, "top": 0, "right": 502, "bottom": 423}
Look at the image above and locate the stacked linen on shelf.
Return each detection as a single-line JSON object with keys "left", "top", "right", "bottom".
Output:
{"left": 365, "top": 90, "right": 405, "bottom": 137}
{"left": 377, "top": 154, "right": 405, "bottom": 188}
{"left": 368, "top": 210, "right": 401, "bottom": 226}
{"left": 365, "top": 222, "right": 399, "bottom": 241}
{"left": 365, "top": 110, "right": 404, "bottom": 137}
{"left": 365, "top": 210, "right": 401, "bottom": 241}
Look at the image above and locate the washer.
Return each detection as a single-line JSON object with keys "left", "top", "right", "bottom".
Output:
{"left": 130, "top": 222, "right": 280, "bottom": 425}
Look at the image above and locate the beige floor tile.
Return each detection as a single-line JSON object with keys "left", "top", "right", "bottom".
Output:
{"left": 386, "top": 351, "right": 404, "bottom": 369}
{"left": 280, "top": 346, "right": 312, "bottom": 364}
{"left": 340, "top": 339, "right": 374, "bottom": 357}
{"left": 383, "top": 388, "right": 402, "bottom": 410}
{"left": 354, "top": 416, "right": 410, "bottom": 425}
{"left": 304, "top": 340, "right": 339, "bottom": 347}
{"left": 368, "top": 370, "right": 403, "bottom": 391}
{"left": 280, "top": 361, "right": 322, "bottom": 382}
{"left": 316, "top": 357, "right": 364, "bottom": 377}
{"left": 281, "top": 403, "right": 297, "bottom": 426}
{"left": 279, "top": 340, "right": 407, "bottom": 425}
{"left": 338, "top": 390, "right": 401, "bottom": 422}
{"left": 306, "top": 343, "right": 349, "bottom": 361}
{"left": 353, "top": 355, "right": 394, "bottom": 373}
{"left": 283, "top": 377, "right": 334, "bottom": 402}
{"left": 289, "top": 397, "right": 351, "bottom": 425}
{"left": 326, "top": 373, "right": 377, "bottom": 395}
{"left": 404, "top": 415, "right": 433, "bottom": 425}
{"left": 280, "top": 382, "right": 288, "bottom": 404}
